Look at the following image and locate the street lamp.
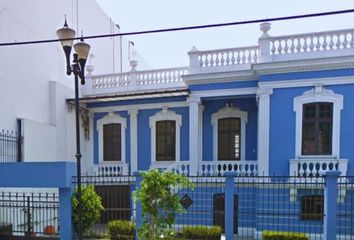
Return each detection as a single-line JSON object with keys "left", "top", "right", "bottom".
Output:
{"left": 57, "top": 18, "right": 90, "bottom": 240}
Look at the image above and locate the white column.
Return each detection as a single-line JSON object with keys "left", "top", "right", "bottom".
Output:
{"left": 128, "top": 108, "right": 139, "bottom": 173}
{"left": 257, "top": 88, "right": 273, "bottom": 176}
{"left": 188, "top": 97, "right": 201, "bottom": 175}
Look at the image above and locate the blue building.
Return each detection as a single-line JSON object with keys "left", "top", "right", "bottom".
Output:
{"left": 77, "top": 23, "right": 354, "bottom": 238}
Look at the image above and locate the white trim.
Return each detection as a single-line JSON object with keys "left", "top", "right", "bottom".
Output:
{"left": 211, "top": 104, "right": 248, "bottom": 161}
{"left": 96, "top": 112, "right": 127, "bottom": 163}
{"left": 190, "top": 87, "right": 257, "bottom": 98}
{"left": 259, "top": 75, "right": 354, "bottom": 89}
{"left": 257, "top": 88, "right": 273, "bottom": 175}
{"left": 187, "top": 97, "right": 201, "bottom": 175}
{"left": 149, "top": 108, "right": 182, "bottom": 167}
{"left": 128, "top": 109, "right": 139, "bottom": 173}
{"left": 90, "top": 101, "right": 188, "bottom": 113}
{"left": 293, "top": 85, "right": 343, "bottom": 158}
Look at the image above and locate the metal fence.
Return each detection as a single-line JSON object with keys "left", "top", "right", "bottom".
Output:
{"left": 78, "top": 175, "right": 136, "bottom": 238}
{"left": 0, "top": 130, "right": 22, "bottom": 163}
{"left": 71, "top": 174, "right": 353, "bottom": 240}
{"left": 337, "top": 176, "right": 354, "bottom": 240}
{"left": 0, "top": 191, "right": 59, "bottom": 237}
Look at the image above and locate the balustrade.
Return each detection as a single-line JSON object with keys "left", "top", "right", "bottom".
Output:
{"left": 93, "top": 162, "right": 129, "bottom": 176}
{"left": 270, "top": 29, "right": 354, "bottom": 55}
{"left": 289, "top": 158, "right": 348, "bottom": 177}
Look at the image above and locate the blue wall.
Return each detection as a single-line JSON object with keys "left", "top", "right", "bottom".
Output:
{"left": 137, "top": 107, "right": 189, "bottom": 170}
{"left": 269, "top": 84, "right": 354, "bottom": 175}
{"left": 202, "top": 97, "right": 258, "bottom": 161}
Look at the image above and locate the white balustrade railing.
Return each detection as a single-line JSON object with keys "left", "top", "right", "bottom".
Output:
{"left": 164, "top": 161, "right": 190, "bottom": 176}
{"left": 85, "top": 24, "right": 354, "bottom": 95}
{"left": 196, "top": 46, "right": 259, "bottom": 68}
{"left": 289, "top": 158, "right": 348, "bottom": 177}
{"left": 270, "top": 29, "right": 354, "bottom": 55}
{"left": 92, "top": 73, "right": 130, "bottom": 90}
{"left": 137, "top": 67, "right": 187, "bottom": 86}
{"left": 93, "top": 162, "right": 129, "bottom": 176}
{"left": 200, "top": 161, "right": 258, "bottom": 176}
{"left": 86, "top": 67, "right": 188, "bottom": 95}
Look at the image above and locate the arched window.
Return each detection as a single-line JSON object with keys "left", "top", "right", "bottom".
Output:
{"left": 294, "top": 85, "right": 343, "bottom": 158}
{"left": 211, "top": 104, "right": 247, "bottom": 161}
{"left": 97, "top": 113, "right": 127, "bottom": 163}
{"left": 149, "top": 108, "right": 182, "bottom": 166}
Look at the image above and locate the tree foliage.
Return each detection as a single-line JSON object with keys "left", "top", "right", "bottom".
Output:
{"left": 72, "top": 185, "right": 104, "bottom": 235}
{"left": 134, "top": 169, "right": 194, "bottom": 240}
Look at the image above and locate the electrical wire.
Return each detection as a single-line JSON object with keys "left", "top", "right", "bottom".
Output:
{"left": 0, "top": 9, "right": 354, "bottom": 47}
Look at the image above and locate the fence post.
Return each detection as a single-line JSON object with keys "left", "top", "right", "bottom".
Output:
{"left": 324, "top": 171, "right": 340, "bottom": 240}
{"left": 59, "top": 186, "right": 74, "bottom": 240}
{"left": 134, "top": 171, "right": 142, "bottom": 240}
{"left": 225, "top": 172, "right": 236, "bottom": 240}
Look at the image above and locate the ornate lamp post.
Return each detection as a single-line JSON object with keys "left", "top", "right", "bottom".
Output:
{"left": 57, "top": 18, "right": 90, "bottom": 240}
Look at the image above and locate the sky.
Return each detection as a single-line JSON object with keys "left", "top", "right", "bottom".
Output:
{"left": 95, "top": 0, "right": 354, "bottom": 69}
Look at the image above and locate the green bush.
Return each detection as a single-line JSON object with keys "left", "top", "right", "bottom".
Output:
{"left": 72, "top": 185, "right": 104, "bottom": 235}
{"left": 108, "top": 220, "right": 136, "bottom": 240}
{"left": 182, "top": 225, "right": 222, "bottom": 240}
{"left": 262, "top": 230, "right": 309, "bottom": 240}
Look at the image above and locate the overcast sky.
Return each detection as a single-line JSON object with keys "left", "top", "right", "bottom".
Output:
{"left": 96, "top": 0, "right": 354, "bottom": 69}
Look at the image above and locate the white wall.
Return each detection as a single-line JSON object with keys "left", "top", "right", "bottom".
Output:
{"left": 0, "top": 0, "right": 127, "bottom": 161}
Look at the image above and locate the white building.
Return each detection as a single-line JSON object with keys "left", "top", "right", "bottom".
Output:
{"left": 0, "top": 0, "right": 139, "bottom": 163}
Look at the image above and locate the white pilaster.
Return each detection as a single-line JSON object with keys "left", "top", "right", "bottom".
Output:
{"left": 188, "top": 97, "right": 201, "bottom": 175}
{"left": 128, "top": 109, "right": 139, "bottom": 173}
{"left": 257, "top": 87, "right": 273, "bottom": 176}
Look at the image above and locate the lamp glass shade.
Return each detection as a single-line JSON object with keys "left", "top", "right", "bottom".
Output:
{"left": 74, "top": 41, "right": 90, "bottom": 60}
{"left": 57, "top": 27, "right": 76, "bottom": 48}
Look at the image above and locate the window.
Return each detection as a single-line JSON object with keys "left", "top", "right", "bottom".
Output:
{"left": 293, "top": 86, "right": 343, "bottom": 158}
{"left": 149, "top": 108, "right": 182, "bottom": 165}
{"left": 156, "top": 120, "right": 176, "bottom": 161}
{"left": 218, "top": 118, "right": 241, "bottom": 160}
{"left": 211, "top": 104, "right": 247, "bottom": 161}
{"left": 103, "top": 123, "right": 121, "bottom": 161}
{"left": 300, "top": 195, "right": 323, "bottom": 221}
{"left": 302, "top": 103, "right": 333, "bottom": 155}
{"left": 97, "top": 113, "right": 127, "bottom": 163}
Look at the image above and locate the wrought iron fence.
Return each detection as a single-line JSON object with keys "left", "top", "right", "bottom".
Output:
{"left": 70, "top": 174, "right": 353, "bottom": 239}
{"left": 337, "top": 176, "right": 354, "bottom": 240}
{"left": 0, "top": 130, "right": 22, "bottom": 163}
{"left": 0, "top": 191, "right": 59, "bottom": 237}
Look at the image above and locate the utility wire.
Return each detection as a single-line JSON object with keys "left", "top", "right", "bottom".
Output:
{"left": 1, "top": 9, "right": 354, "bottom": 47}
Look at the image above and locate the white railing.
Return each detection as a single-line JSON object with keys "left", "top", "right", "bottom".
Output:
{"left": 136, "top": 67, "right": 187, "bottom": 86}
{"left": 92, "top": 72, "right": 130, "bottom": 90}
{"left": 85, "top": 24, "right": 354, "bottom": 95}
{"left": 93, "top": 162, "right": 129, "bottom": 176}
{"left": 196, "top": 46, "right": 259, "bottom": 68}
{"left": 289, "top": 158, "right": 348, "bottom": 177}
{"left": 164, "top": 161, "right": 190, "bottom": 176}
{"left": 199, "top": 161, "right": 258, "bottom": 176}
{"left": 84, "top": 67, "right": 188, "bottom": 96}
{"left": 270, "top": 29, "right": 354, "bottom": 56}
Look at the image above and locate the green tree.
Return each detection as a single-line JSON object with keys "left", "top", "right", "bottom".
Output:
{"left": 134, "top": 169, "right": 194, "bottom": 240}
{"left": 72, "top": 185, "right": 104, "bottom": 236}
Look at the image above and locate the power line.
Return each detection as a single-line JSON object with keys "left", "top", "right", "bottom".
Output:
{"left": 1, "top": 9, "right": 354, "bottom": 47}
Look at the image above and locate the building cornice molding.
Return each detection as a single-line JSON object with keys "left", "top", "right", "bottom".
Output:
{"left": 253, "top": 56, "right": 354, "bottom": 75}
{"left": 183, "top": 70, "right": 256, "bottom": 85}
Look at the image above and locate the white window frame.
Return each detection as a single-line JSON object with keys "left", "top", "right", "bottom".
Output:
{"left": 96, "top": 112, "right": 127, "bottom": 163}
{"left": 149, "top": 108, "right": 182, "bottom": 168}
{"left": 211, "top": 104, "right": 248, "bottom": 161}
{"left": 293, "top": 85, "right": 343, "bottom": 159}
